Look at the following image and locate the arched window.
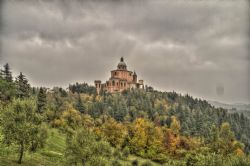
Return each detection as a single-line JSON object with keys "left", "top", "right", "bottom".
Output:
{"left": 112, "top": 81, "right": 115, "bottom": 86}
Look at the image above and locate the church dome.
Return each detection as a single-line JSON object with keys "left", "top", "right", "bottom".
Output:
{"left": 117, "top": 57, "right": 127, "bottom": 70}
{"left": 118, "top": 61, "right": 126, "bottom": 67}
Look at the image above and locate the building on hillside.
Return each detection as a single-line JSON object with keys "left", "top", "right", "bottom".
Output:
{"left": 94, "top": 57, "right": 144, "bottom": 94}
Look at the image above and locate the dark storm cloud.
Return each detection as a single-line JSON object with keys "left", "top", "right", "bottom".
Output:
{"left": 0, "top": 0, "right": 249, "bottom": 103}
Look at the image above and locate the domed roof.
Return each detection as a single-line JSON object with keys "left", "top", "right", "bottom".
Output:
{"left": 117, "top": 57, "right": 127, "bottom": 69}
{"left": 118, "top": 61, "right": 127, "bottom": 66}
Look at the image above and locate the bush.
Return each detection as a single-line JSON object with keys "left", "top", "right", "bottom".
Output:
{"left": 123, "top": 147, "right": 130, "bottom": 158}
{"left": 163, "top": 157, "right": 186, "bottom": 166}
{"left": 112, "top": 159, "right": 122, "bottom": 166}
{"left": 132, "top": 159, "right": 139, "bottom": 166}
{"left": 113, "top": 149, "right": 122, "bottom": 159}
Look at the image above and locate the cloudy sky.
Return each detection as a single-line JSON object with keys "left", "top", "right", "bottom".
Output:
{"left": 0, "top": 0, "right": 249, "bottom": 103}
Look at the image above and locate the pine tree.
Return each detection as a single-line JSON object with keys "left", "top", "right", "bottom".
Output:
{"left": 37, "top": 87, "right": 47, "bottom": 113}
{"left": 0, "top": 67, "right": 3, "bottom": 79}
{"left": 75, "top": 94, "right": 86, "bottom": 114}
{"left": 15, "top": 72, "right": 30, "bottom": 99}
{"left": 2, "top": 63, "right": 13, "bottom": 82}
{"left": 114, "top": 99, "right": 127, "bottom": 122}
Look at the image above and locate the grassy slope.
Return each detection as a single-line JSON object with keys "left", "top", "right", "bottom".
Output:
{"left": 0, "top": 128, "right": 66, "bottom": 166}
{"left": 0, "top": 128, "right": 160, "bottom": 166}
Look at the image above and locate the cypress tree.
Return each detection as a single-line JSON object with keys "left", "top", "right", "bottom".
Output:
{"left": 37, "top": 87, "right": 47, "bottom": 113}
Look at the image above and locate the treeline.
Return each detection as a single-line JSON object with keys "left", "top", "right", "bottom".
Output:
{"left": 69, "top": 82, "right": 96, "bottom": 95}
{"left": 0, "top": 63, "right": 250, "bottom": 165}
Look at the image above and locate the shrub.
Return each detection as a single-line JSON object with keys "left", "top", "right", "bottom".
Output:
{"left": 113, "top": 149, "right": 122, "bottom": 159}
{"left": 123, "top": 146, "right": 130, "bottom": 158}
{"left": 132, "top": 159, "right": 139, "bottom": 166}
{"left": 112, "top": 159, "right": 122, "bottom": 166}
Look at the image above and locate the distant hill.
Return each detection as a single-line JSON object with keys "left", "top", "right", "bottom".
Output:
{"left": 208, "top": 100, "right": 250, "bottom": 118}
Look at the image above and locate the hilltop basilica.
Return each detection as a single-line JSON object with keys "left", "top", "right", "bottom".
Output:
{"left": 94, "top": 57, "right": 144, "bottom": 94}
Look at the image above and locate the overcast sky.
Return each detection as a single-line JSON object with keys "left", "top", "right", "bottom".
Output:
{"left": 0, "top": 0, "right": 249, "bottom": 104}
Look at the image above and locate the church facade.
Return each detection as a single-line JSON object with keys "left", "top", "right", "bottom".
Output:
{"left": 94, "top": 57, "right": 144, "bottom": 94}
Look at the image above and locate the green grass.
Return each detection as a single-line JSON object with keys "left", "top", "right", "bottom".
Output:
{"left": 0, "top": 128, "right": 161, "bottom": 166}
{"left": 0, "top": 128, "right": 66, "bottom": 166}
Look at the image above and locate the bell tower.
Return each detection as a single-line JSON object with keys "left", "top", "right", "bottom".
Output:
{"left": 94, "top": 80, "right": 101, "bottom": 94}
{"left": 133, "top": 71, "right": 137, "bottom": 83}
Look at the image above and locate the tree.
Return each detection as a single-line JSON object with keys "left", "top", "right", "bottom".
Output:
{"left": 37, "top": 87, "right": 47, "bottom": 113}
{"left": 65, "top": 128, "right": 112, "bottom": 165}
{"left": 128, "top": 118, "right": 164, "bottom": 159}
{"left": 0, "top": 64, "right": 16, "bottom": 102}
{"left": 207, "top": 124, "right": 220, "bottom": 151}
{"left": 100, "top": 117, "right": 128, "bottom": 148}
{"left": 69, "top": 82, "right": 96, "bottom": 95}
{"left": 75, "top": 94, "right": 86, "bottom": 113}
{"left": 15, "top": 72, "right": 30, "bottom": 99}
{"left": 170, "top": 116, "right": 181, "bottom": 136}
{"left": 218, "top": 122, "right": 244, "bottom": 155}
{"left": 29, "top": 125, "right": 48, "bottom": 152}
{"left": 163, "top": 116, "right": 182, "bottom": 154}
{"left": 163, "top": 128, "right": 180, "bottom": 154}
{"left": 2, "top": 63, "right": 13, "bottom": 82}
{"left": 62, "top": 104, "right": 82, "bottom": 131}
{"left": 0, "top": 67, "right": 3, "bottom": 79}
{"left": 0, "top": 78, "right": 16, "bottom": 102}
{"left": 113, "top": 97, "right": 127, "bottom": 122}
{"left": 0, "top": 99, "right": 45, "bottom": 164}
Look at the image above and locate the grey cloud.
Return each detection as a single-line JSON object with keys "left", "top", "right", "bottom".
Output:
{"left": 0, "top": 0, "right": 249, "bottom": 103}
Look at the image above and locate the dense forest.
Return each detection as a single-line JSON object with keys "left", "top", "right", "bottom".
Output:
{"left": 0, "top": 63, "right": 250, "bottom": 166}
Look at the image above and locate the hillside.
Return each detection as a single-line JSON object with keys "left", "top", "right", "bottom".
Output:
{"left": 0, "top": 128, "right": 66, "bottom": 166}
{"left": 1, "top": 69, "right": 250, "bottom": 165}
{"left": 209, "top": 101, "right": 250, "bottom": 119}
{"left": 0, "top": 127, "right": 163, "bottom": 166}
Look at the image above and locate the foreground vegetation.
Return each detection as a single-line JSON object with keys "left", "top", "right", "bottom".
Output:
{"left": 0, "top": 63, "right": 250, "bottom": 165}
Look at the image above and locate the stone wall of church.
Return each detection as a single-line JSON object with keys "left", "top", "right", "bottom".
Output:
{"left": 103, "top": 79, "right": 130, "bottom": 93}
{"left": 111, "top": 70, "right": 133, "bottom": 82}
